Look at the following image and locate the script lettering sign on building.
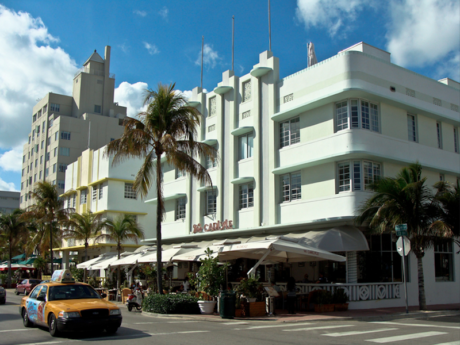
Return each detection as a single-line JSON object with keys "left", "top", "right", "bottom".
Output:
{"left": 192, "top": 219, "right": 233, "bottom": 234}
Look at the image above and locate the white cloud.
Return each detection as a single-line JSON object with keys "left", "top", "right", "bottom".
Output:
{"left": 195, "top": 44, "right": 220, "bottom": 68}
{"left": 295, "top": 0, "right": 366, "bottom": 37}
{"left": 158, "top": 7, "right": 168, "bottom": 20}
{"left": 144, "top": 42, "right": 159, "bottom": 55}
{"left": 118, "top": 43, "right": 129, "bottom": 53}
{"left": 0, "top": 5, "right": 78, "bottom": 151}
{"left": 114, "top": 81, "right": 149, "bottom": 118}
{"left": 386, "top": 0, "right": 460, "bottom": 71}
{"left": 0, "top": 177, "right": 16, "bottom": 191}
{"left": 133, "top": 10, "right": 147, "bottom": 17}
{"left": 0, "top": 146, "right": 23, "bottom": 172}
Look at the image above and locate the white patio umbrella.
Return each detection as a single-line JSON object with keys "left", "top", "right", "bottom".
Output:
{"left": 138, "top": 244, "right": 199, "bottom": 264}
{"left": 87, "top": 253, "right": 120, "bottom": 271}
{"left": 300, "top": 226, "right": 369, "bottom": 252}
{"left": 77, "top": 254, "right": 109, "bottom": 269}
{"left": 220, "top": 236, "right": 346, "bottom": 277}
{"left": 172, "top": 245, "right": 225, "bottom": 262}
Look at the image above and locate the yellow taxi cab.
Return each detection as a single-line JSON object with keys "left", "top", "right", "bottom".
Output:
{"left": 19, "top": 269, "right": 122, "bottom": 337}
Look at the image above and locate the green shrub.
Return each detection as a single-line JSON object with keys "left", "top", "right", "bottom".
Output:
{"left": 311, "top": 290, "right": 333, "bottom": 305}
{"left": 332, "top": 288, "right": 349, "bottom": 304}
{"left": 142, "top": 293, "right": 200, "bottom": 314}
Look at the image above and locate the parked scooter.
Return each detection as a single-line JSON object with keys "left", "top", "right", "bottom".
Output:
{"left": 126, "top": 290, "right": 142, "bottom": 312}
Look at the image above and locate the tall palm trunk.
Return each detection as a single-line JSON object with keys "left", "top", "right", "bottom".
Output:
{"left": 117, "top": 243, "right": 121, "bottom": 293}
{"left": 156, "top": 156, "right": 163, "bottom": 294}
{"left": 49, "top": 221, "right": 54, "bottom": 275}
{"left": 84, "top": 241, "right": 88, "bottom": 283}
{"left": 416, "top": 253, "right": 426, "bottom": 310}
{"left": 7, "top": 239, "right": 12, "bottom": 288}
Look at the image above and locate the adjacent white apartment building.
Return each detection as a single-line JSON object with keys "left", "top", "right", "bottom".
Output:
{"left": 20, "top": 46, "right": 127, "bottom": 208}
{"left": 64, "top": 42, "right": 460, "bottom": 309}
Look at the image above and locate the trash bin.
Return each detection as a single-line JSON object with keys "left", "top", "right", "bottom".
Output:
{"left": 219, "top": 290, "right": 236, "bottom": 319}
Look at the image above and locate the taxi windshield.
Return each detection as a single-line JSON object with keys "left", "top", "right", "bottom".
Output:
{"left": 49, "top": 285, "right": 100, "bottom": 301}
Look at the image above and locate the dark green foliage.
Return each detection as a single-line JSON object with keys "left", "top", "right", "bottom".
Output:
{"left": 311, "top": 290, "right": 333, "bottom": 305}
{"left": 142, "top": 293, "right": 200, "bottom": 314}
{"left": 332, "top": 289, "right": 349, "bottom": 304}
{"left": 70, "top": 267, "right": 84, "bottom": 282}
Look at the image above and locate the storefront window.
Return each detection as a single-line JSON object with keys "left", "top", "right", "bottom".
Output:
{"left": 434, "top": 241, "right": 453, "bottom": 282}
{"left": 319, "top": 253, "right": 346, "bottom": 283}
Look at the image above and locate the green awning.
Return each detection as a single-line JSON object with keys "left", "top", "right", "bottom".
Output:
{"left": 11, "top": 253, "right": 26, "bottom": 261}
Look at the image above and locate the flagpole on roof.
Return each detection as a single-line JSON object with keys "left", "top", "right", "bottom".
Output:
{"left": 232, "top": 15, "right": 235, "bottom": 72}
{"left": 268, "top": 0, "right": 272, "bottom": 52}
{"left": 201, "top": 36, "right": 204, "bottom": 90}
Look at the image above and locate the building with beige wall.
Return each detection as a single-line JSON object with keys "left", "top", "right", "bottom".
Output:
{"left": 20, "top": 46, "right": 127, "bottom": 208}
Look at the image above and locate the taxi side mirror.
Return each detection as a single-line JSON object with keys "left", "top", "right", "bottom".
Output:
{"left": 101, "top": 293, "right": 107, "bottom": 298}
{"left": 37, "top": 296, "right": 46, "bottom": 302}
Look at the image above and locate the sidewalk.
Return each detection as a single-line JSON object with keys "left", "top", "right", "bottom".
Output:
{"left": 140, "top": 303, "right": 460, "bottom": 323}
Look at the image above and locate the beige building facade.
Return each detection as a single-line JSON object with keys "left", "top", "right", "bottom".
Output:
{"left": 20, "top": 46, "right": 127, "bottom": 208}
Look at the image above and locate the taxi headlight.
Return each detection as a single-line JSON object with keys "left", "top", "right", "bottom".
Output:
{"left": 58, "top": 311, "right": 81, "bottom": 318}
{"left": 109, "top": 309, "right": 121, "bottom": 316}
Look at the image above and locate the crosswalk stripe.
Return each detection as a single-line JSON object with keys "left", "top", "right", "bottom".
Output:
{"left": 366, "top": 331, "right": 447, "bottom": 343}
{"left": 147, "top": 331, "right": 209, "bottom": 336}
{"left": 371, "top": 321, "right": 460, "bottom": 330}
{"left": 235, "top": 322, "right": 314, "bottom": 330}
{"left": 284, "top": 325, "right": 353, "bottom": 332}
{"left": 434, "top": 342, "right": 460, "bottom": 345}
{"left": 0, "top": 329, "right": 35, "bottom": 333}
{"left": 16, "top": 342, "right": 62, "bottom": 345}
{"left": 222, "top": 321, "right": 248, "bottom": 325}
{"left": 168, "top": 321, "right": 199, "bottom": 323}
{"left": 323, "top": 328, "right": 398, "bottom": 337}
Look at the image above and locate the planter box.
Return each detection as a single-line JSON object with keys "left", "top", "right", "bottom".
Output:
{"left": 249, "top": 301, "right": 266, "bottom": 317}
{"left": 198, "top": 300, "right": 216, "bottom": 314}
{"left": 235, "top": 309, "right": 243, "bottom": 317}
{"left": 314, "top": 304, "right": 335, "bottom": 313}
{"left": 334, "top": 303, "right": 349, "bottom": 311}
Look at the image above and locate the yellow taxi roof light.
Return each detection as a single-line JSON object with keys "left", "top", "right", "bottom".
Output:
{"left": 50, "top": 269, "right": 75, "bottom": 283}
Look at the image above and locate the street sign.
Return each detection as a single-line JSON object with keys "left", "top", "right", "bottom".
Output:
{"left": 395, "top": 224, "right": 408, "bottom": 237}
{"left": 396, "top": 236, "right": 411, "bottom": 256}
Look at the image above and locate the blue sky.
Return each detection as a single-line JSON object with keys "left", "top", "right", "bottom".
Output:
{"left": 0, "top": 0, "right": 459, "bottom": 191}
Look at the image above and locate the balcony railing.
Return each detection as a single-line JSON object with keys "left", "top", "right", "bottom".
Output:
{"left": 230, "top": 282, "right": 401, "bottom": 302}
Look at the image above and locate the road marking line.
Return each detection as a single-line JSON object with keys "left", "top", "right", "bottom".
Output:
{"left": 323, "top": 328, "right": 398, "bottom": 337}
{"left": 434, "top": 342, "right": 460, "bottom": 345}
{"left": 366, "top": 331, "right": 447, "bottom": 343}
{"left": 0, "top": 329, "right": 36, "bottom": 333}
{"left": 16, "top": 342, "right": 62, "bottom": 345}
{"left": 371, "top": 321, "right": 460, "bottom": 330}
{"left": 283, "top": 325, "right": 353, "bottom": 332}
{"left": 223, "top": 321, "right": 248, "bottom": 325}
{"left": 235, "top": 322, "right": 314, "bottom": 330}
{"left": 167, "top": 321, "right": 199, "bottom": 323}
{"left": 134, "top": 322, "right": 155, "bottom": 324}
{"left": 147, "top": 331, "right": 209, "bottom": 336}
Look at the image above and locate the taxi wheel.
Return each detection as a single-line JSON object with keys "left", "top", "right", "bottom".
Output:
{"left": 106, "top": 326, "right": 118, "bottom": 335}
{"left": 48, "top": 314, "right": 60, "bottom": 337}
{"left": 22, "top": 309, "right": 32, "bottom": 327}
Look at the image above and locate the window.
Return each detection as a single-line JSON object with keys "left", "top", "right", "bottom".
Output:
{"left": 55, "top": 132, "right": 58, "bottom": 141}
{"left": 281, "top": 171, "right": 301, "bottom": 202}
{"left": 92, "top": 187, "right": 97, "bottom": 201}
{"left": 80, "top": 190, "right": 87, "bottom": 204}
{"left": 21, "top": 182, "right": 24, "bottom": 190}
{"left": 22, "top": 168, "right": 24, "bottom": 176}
{"left": 454, "top": 128, "right": 459, "bottom": 153}
{"left": 25, "top": 194, "right": 28, "bottom": 201}
{"left": 205, "top": 147, "right": 217, "bottom": 169}
{"left": 436, "top": 122, "right": 442, "bottom": 149}
{"left": 42, "top": 121, "right": 46, "bottom": 133}
{"left": 52, "top": 180, "right": 56, "bottom": 185}
{"left": 27, "top": 166, "right": 29, "bottom": 173}
{"left": 35, "top": 159, "right": 37, "bottom": 168}
{"left": 61, "top": 131, "right": 71, "bottom": 140}
{"left": 280, "top": 117, "right": 300, "bottom": 148}
{"left": 28, "top": 152, "right": 30, "bottom": 159}
{"left": 47, "top": 137, "right": 51, "bottom": 146}
{"left": 176, "top": 169, "right": 186, "bottom": 179}
{"left": 434, "top": 241, "right": 453, "bottom": 282}
{"left": 206, "top": 191, "right": 217, "bottom": 215}
{"left": 34, "top": 174, "right": 36, "bottom": 182}
{"left": 50, "top": 103, "right": 60, "bottom": 112}
{"left": 72, "top": 194, "right": 76, "bottom": 208}
{"left": 20, "top": 196, "right": 23, "bottom": 203}
{"left": 242, "top": 80, "right": 251, "bottom": 102}
{"left": 45, "top": 168, "right": 49, "bottom": 177}
{"left": 36, "top": 125, "right": 40, "bottom": 133}
{"left": 209, "top": 97, "right": 216, "bottom": 117}
{"left": 58, "top": 180, "right": 65, "bottom": 190}
{"left": 176, "top": 197, "right": 186, "bottom": 220}
{"left": 239, "top": 132, "right": 254, "bottom": 160}
{"left": 110, "top": 138, "right": 115, "bottom": 142}
{"left": 336, "top": 99, "right": 380, "bottom": 132}
{"left": 39, "top": 171, "right": 42, "bottom": 179}
{"left": 28, "top": 136, "right": 31, "bottom": 144}
{"left": 94, "top": 105, "right": 101, "bottom": 113}
{"left": 41, "top": 140, "right": 44, "bottom": 149}
{"left": 239, "top": 183, "right": 254, "bottom": 209}
{"left": 32, "top": 129, "right": 35, "bottom": 140}
{"left": 30, "top": 163, "right": 32, "bottom": 171}
{"left": 46, "top": 152, "right": 50, "bottom": 161}
{"left": 33, "top": 114, "right": 37, "bottom": 122}
{"left": 43, "top": 104, "right": 47, "bottom": 113}
{"left": 98, "top": 184, "right": 103, "bottom": 199}
{"left": 407, "top": 115, "right": 417, "bottom": 142}
{"left": 49, "top": 119, "right": 53, "bottom": 128}
{"left": 59, "top": 147, "right": 70, "bottom": 156}
{"left": 40, "top": 155, "right": 43, "bottom": 165}
{"left": 338, "top": 160, "right": 381, "bottom": 192}
{"left": 23, "top": 155, "right": 25, "bottom": 163}
{"left": 59, "top": 163, "right": 67, "bottom": 172}
{"left": 54, "top": 147, "right": 57, "bottom": 157}
{"left": 124, "top": 183, "right": 137, "bottom": 199}
{"left": 53, "top": 164, "right": 56, "bottom": 173}
{"left": 439, "top": 174, "right": 445, "bottom": 182}
{"left": 37, "top": 110, "right": 42, "bottom": 118}
{"left": 35, "top": 144, "right": 39, "bottom": 152}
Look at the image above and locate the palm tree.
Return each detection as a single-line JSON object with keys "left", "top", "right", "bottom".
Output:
{"left": 433, "top": 180, "right": 460, "bottom": 251}
{"left": 26, "top": 181, "right": 68, "bottom": 275}
{"left": 33, "top": 255, "right": 47, "bottom": 279}
{"left": 94, "top": 214, "right": 144, "bottom": 292}
{"left": 106, "top": 83, "right": 217, "bottom": 293}
{"left": 63, "top": 212, "right": 106, "bottom": 282}
{"left": 0, "top": 209, "right": 28, "bottom": 287}
{"left": 356, "top": 163, "right": 452, "bottom": 310}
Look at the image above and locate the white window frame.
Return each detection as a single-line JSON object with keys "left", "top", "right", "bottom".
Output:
{"left": 80, "top": 190, "right": 87, "bottom": 204}
{"left": 281, "top": 171, "right": 301, "bottom": 202}
{"left": 206, "top": 190, "right": 217, "bottom": 215}
{"left": 434, "top": 241, "right": 454, "bottom": 282}
{"left": 407, "top": 114, "right": 417, "bottom": 142}
{"left": 61, "top": 131, "right": 71, "bottom": 140}
{"left": 337, "top": 160, "right": 381, "bottom": 192}
{"left": 59, "top": 147, "right": 70, "bottom": 156}
{"left": 58, "top": 180, "right": 65, "bottom": 190}
{"left": 239, "top": 183, "right": 254, "bottom": 209}
{"left": 280, "top": 117, "right": 300, "bottom": 148}
{"left": 436, "top": 122, "right": 443, "bottom": 149}
{"left": 124, "top": 183, "right": 137, "bottom": 199}
{"left": 238, "top": 132, "right": 254, "bottom": 160}
{"left": 176, "top": 197, "right": 186, "bottom": 220}
{"left": 336, "top": 99, "right": 380, "bottom": 133}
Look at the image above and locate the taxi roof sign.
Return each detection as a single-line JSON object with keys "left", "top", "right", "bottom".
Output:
{"left": 50, "top": 269, "right": 75, "bottom": 283}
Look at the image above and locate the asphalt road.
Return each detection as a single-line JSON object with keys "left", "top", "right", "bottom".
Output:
{"left": 1, "top": 291, "right": 459, "bottom": 345}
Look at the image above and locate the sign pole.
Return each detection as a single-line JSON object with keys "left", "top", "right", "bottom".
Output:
{"left": 402, "top": 237, "right": 409, "bottom": 314}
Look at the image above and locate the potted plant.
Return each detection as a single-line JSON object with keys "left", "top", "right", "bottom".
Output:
{"left": 234, "top": 294, "right": 243, "bottom": 317}
{"left": 236, "top": 277, "right": 265, "bottom": 316}
{"left": 332, "top": 288, "right": 349, "bottom": 311}
{"left": 190, "top": 248, "right": 229, "bottom": 314}
{"left": 312, "top": 290, "right": 334, "bottom": 313}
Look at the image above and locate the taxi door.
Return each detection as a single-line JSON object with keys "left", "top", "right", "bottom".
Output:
{"left": 35, "top": 285, "right": 48, "bottom": 326}
{"left": 25, "top": 286, "right": 42, "bottom": 324}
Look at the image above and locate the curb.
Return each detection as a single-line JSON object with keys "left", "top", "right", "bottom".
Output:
{"left": 140, "top": 309, "right": 460, "bottom": 323}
